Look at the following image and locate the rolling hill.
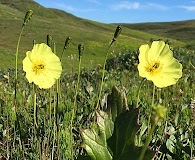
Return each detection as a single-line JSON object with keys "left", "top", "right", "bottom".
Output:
{"left": 117, "top": 20, "right": 195, "bottom": 50}
{"left": 0, "top": 0, "right": 191, "bottom": 70}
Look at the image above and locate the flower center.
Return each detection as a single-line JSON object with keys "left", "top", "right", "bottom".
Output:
{"left": 32, "top": 61, "right": 45, "bottom": 75}
{"left": 145, "top": 61, "right": 162, "bottom": 75}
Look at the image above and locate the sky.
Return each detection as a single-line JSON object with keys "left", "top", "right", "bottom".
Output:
{"left": 34, "top": 0, "right": 195, "bottom": 23}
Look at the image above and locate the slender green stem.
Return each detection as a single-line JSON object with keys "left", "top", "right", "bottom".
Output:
{"left": 53, "top": 42, "right": 61, "bottom": 159}
{"left": 15, "top": 26, "right": 24, "bottom": 98}
{"left": 138, "top": 121, "right": 156, "bottom": 160}
{"left": 148, "top": 84, "right": 156, "bottom": 132}
{"left": 138, "top": 84, "right": 156, "bottom": 160}
{"left": 189, "top": 60, "right": 195, "bottom": 69}
{"left": 95, "top": 42, "right": 115, "bottom": 110}
{"left": 13, "top": 10, "right": 33, "bottom": 160}
{"left": 56, "top": 79, "right": 60, "bottom": 159}
{"left": 162, "top": 153, "right": 166, "bottom": 160}
{"left": 33, "top": 84, "right": 42, "bottom": 159}
{"left": 52, "top": 111, "right": 56, "bottom": 160}
{"left": 14, "top": 25, "right": 26, "bottom": 160}
{"left": 49, "top": 87, "right": 53, "bottom": 159}
{"left": 49, "top": 88, "right": 52, "bottom": 126}
{"left": 33, "top": 84, "right": 38, "bottom": 128}
{"left": 6, "top": 113, "right": 10, "bottom": 158}
{"left": 151, "top": 84, "right": 156, "bottom": 107}
{"left": 191, "top": 132, "right": 193, "bottom": 158}
{"left": 190, "top": 125, "right": 194, "bottom": 158}
{"left": 48, "top": 88, "right": 53, "bottom": 159}
{"left": 70, "top": 56, "right": 82, "bottom": 160}
{"left": 60, "top": 47, "right": 66, "bottom": 61}
{"left": 50, "top": 42, "right": 59, "bottom": 160}
{"left": 95, "top": 25, "right": 121, "bottom": 109}
{"left": 136, "top": 78, "right": 146, "bottom": 108}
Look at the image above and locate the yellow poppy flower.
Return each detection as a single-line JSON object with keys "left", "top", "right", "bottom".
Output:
{"left": 138, "top": 41, "right": 182, "bottom": 88}
{"left": 23, "top": 43, "right": 62, "bottom": 89}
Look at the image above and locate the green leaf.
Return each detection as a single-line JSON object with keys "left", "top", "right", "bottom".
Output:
{"left": 166, "top": 135, "right": 176, "bottom": 154}
{"left": 80, "top": 86, "right": 155, "bottom": 160}
{"left": 80, "top": 110, "right": 113, "bottom": 160}
{"left": 107, "top": 86, "right": 128, "bottom": 123}
{"left": 107, "top": 108, "right": 155, "bottom": 160}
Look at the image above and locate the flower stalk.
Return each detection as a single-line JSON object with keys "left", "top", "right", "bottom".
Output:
{"left": 60, "top": 36, "right": 72, "bottom": 60}
{"left": 70, "top": 43, "right": 84, "bottom": 160}
{"left": 96, "top": 25, "right": 122, "bottom": 109}
{"left": 14, "top": 10, "right": 33, "bottom": 160}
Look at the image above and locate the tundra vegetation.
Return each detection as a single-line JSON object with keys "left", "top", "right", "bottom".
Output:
{"left": 0, "top": 6, "right": 195, "bottom": 160}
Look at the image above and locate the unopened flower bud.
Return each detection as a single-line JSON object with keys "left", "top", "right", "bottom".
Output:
{"left": 33, "top": 39, "right": 36, "bottom": 46}
{"left": 64, "top": 36, "right": 72, "bottom": 49}
{"left": 114, "top": 25, "right": 122, "bottom": 39}
{"left": 110, "top": 25, "right": 122, "bottom": 46}
{"left": 78, "top": 43, "right": 84, "bottom": 59}
{"left": 47, "top": 35, "right": 53, "bottom": 47}
{"left": 23, "top": 10, "right": 33, "bottom": 26}
{"left": 152, "top": 104, "right": 167, "bottom": 124}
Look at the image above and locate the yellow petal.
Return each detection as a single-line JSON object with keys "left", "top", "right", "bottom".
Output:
{"left": 139, "top": 44, "right": 149, "bottom": 63}
{"left": 149, "top": 41, "right": 166, "bottom": 59}
{"left": 22, "top": 43, "right": 62, "bottom": 89}
{"left": 137, "top": 41, "right": 182, "bottom": 88}
{"left": 23, "top": 56, "right": 32, "bottom": 72}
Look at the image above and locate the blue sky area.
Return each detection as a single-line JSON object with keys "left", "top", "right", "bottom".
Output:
{"left": 34, "top": 0, "right": 195, "bottom": 23}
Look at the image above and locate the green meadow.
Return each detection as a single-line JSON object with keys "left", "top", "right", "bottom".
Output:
{"left": 0, "top": 0, "right": 195, "bottom": 160}
{"left": 0, "top": 0, "right": 187, "bottom": 70}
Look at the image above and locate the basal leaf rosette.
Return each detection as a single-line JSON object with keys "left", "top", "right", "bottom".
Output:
{"left": 138, "top": 41, "right": 182, "bottom": 88}
{"left": 23, "top": 43, "right": 62, "bottom": 89}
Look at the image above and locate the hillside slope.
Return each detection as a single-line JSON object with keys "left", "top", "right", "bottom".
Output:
{"left": 117, "top": 20, "right": 195, "bottom": 49}
{"left": 0, "top": 0, "right": 187, "bottom": 69}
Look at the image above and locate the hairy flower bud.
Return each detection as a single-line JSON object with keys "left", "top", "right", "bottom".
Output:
{"left": 23, "top": 10, "right": 33, "bottom": 26}
{"left": 110, "top": 25, "right": 122, "bottom": 46}
{"left": 78, "top": 43, "right": 84, "bottom": 59}
{"left": 152, "top": 104, "right": 167, "bottom": 125}
{"left": 114, "top": 25, "right": 122, "bottom": 39}
{"left": 47, "top": 35, "right": 53, "bottom": 47}
{"left": 33, "top": 39, "right": 36, "bottom": 46}
{"left": 64, "top": 36, "right": 72, "bottom": 49}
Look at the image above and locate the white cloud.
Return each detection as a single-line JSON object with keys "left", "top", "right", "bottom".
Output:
{"left": 146, "top": 3, "right": 169, "bottom": 10}
{"left": 50, "top": 2, "right": 78, "bottom": 12}
{"left": 85, "top": 0, "right": 101, "bottom": 4}
{"left": 111, "top": 1, "right": 140, "bottom": 10}
{"left": 178, "top": 5, "right": 195, "bottom": 11}
{"left": 63, "top": 5, "right": 78, "bottom": 11}
{"left": 110, "top": 1, "right": 170, "bottom": 11}
{"left": 50, "top": 1, "right": 98, "bottom": 13}
{"left": 51, "top": 2, "right": 95, "bottom": 13}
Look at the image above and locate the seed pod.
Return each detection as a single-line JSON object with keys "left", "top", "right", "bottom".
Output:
{"left": 23, "top": 10, "right": 33, "bottom": 26}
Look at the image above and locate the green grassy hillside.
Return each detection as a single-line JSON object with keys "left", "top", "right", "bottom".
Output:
{"left": 0, "top": 0, "right": 188, "bottom": 70}
{"left": 117, "top": 20, "right": 195, "bottom": 49}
